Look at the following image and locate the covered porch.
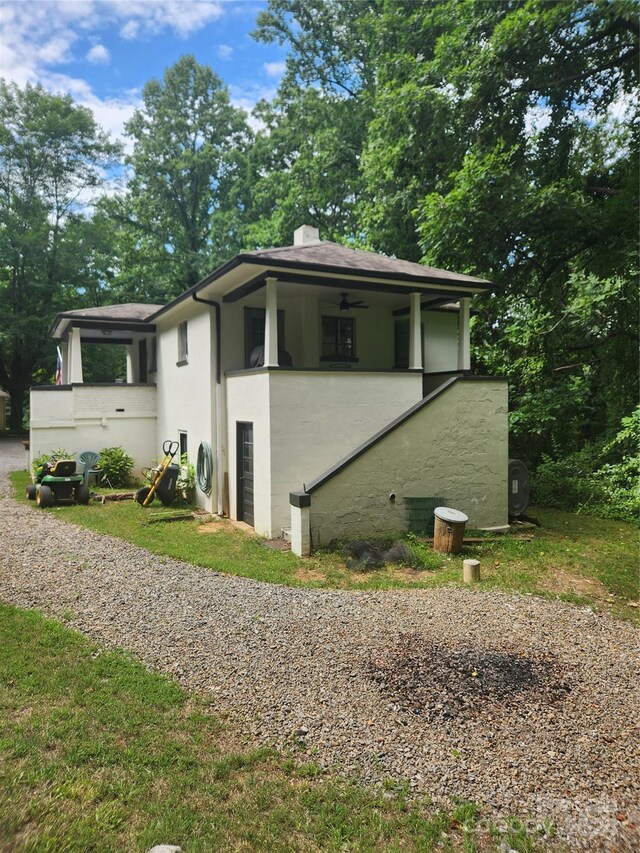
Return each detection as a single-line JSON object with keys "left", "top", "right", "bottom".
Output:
{"left": 52, "top": 303, "right": 163, "bottom": 385}
{"left": 220, "top": 276, "right": 472, "bottom": 378}
{"left": 29, "top": 304, "right": 162, "bottom": 472}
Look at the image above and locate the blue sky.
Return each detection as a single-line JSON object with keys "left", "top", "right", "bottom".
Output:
{"left": 0, "top": 0, "right": 287, "bottom": 145}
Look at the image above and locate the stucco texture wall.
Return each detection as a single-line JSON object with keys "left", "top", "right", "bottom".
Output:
{"left": 29, "top": 385, "right": 157, "bottom": 474}
{"left": 155, "top": 307, "right": 214, "bottom": 510}
{"left": 307, "top": 379, "right": 508, "bottom": 547}
{"left": 225, "top": 370, "right": 423, "bottom": 537}
{"left": 268, "top": 370, "right": 423, "bottom": 535}
{"left": 225, "top": 371, "right": 272, "bottom": 535}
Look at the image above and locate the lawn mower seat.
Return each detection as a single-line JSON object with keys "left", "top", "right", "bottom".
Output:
{"left": 48, "top": 459, "right": 77, "bottom": 477}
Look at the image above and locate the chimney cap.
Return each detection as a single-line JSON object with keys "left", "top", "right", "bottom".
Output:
{"left": 293, "top": 224, "right": 320, "bottom": 246}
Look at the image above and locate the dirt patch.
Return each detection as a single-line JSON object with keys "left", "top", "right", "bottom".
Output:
{"left": 369, "top": 634, "right": 572, "bottom": 720}
{"left": 197, "top": 517, "right": 257, "bottom": 537}
{"left": 294, "top": 567, "right": 326, "bottom": 583}
{"left": 547, "top": 568, "right": 611, "bottom": 601}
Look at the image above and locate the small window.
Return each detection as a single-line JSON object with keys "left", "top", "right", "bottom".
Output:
{"left": 179, "top": 431, "right": 188, "bottom": 460}
{"left": 148, "top": 336, "right": 157, "bottom": 373}
{"left": 321, "top": 316, "right": 356, "bottom": 361}
{"left": 177, "top": 322, "right": 188, "bottom": 365}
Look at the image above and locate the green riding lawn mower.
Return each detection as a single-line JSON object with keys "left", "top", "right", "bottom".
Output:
{"left": 27, "top": 458, "right": 90, "bottom": 508}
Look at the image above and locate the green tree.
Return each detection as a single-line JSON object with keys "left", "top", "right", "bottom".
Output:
{"left": 0, "top": 81, "right": 118, "bottom": 429}
{"left": 252, "top": 0, "right": 638, "bottom": 472}
{"left": 249, "top": 0, "right": 378, "bottom": 247}
{"left": 124, "top": 55, "right": 252, "bottom": 299}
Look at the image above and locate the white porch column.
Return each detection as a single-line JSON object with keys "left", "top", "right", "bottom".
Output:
{"left": 68, "top": 326, "right": 84, "bottom": 383}
{"left": 60, "top": 339, "right": 70, "bottom": 384}
{"left": 457, "top": 297, "right": 471, "bottom": 371}
{"left": 126, "top": 346, "right": 134, "bottom": 383}
{"left": 264, "top": 276, "right": 279, "bottom": 367}
{"left": 409, "top": 292, "right": 423, "bottom": 370}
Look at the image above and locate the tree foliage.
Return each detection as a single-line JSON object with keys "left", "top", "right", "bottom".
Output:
{"left": 0, "top": 81, "right": 118, "bottom": 429}
{"left": 253, "top": 0, "right": 638, "bottom": 469}
{"left": 123, "top": 55, "right": 252, "bottom": 299}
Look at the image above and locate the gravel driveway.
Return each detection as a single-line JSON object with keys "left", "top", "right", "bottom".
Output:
{"left": 1, "top": 437, "right": 638, "bottom": 850}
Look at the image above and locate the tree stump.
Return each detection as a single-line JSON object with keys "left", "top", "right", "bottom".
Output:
{"left": 433, "top": 507, "right": 468, "bottom": 554}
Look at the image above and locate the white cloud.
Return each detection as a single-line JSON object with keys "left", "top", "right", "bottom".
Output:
{"left": 217, "top": 43, "right": 233, "bottom": 60}
{"left": 263, "top": 60, "right": 285, "bottom": 78}
{"left": 117, "top": 1, "right": 224, "bottom": 40}
{"left": 120, "top": 19, "right": 140, "bottom": 40}
{"left": 230, "top": 82, "right": 279, "bottom": 132}
{"left": 0, "top": 0, "right": 226, "bottom": 147}
{"left": 86, "top": 44, "right": 110, "bottom": 64}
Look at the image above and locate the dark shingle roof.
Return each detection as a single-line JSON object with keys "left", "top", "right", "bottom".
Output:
{"left": 242, "top": 242, "right": 489, "bottom": 286}
{"left": 56, "top": 303, "right": 163, "bottom": 322}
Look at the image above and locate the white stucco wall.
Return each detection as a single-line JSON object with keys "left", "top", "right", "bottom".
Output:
{"left": 225, "top": 371, "right": 272, "bottom": 535}
{"left": 226, "top": 369, "right": 423, "bottom": 537}
{"left": 29, "top": 384, "right": 157, "bottom": 474}
{"left": 155, "top": 305, "right": 215, "bottom": 510}
{"left": 423, "top": 311, "right": 459, "bottom": 373}
{"left": 305, "top": 379, "right": 509, "bottom": 547}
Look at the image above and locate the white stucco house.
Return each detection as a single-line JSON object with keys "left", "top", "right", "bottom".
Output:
{"left": 30, "top": 226, "right": 509, "bottom": 554}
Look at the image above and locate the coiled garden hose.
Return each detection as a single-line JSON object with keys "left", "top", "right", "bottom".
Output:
{"left": 196, "top": 441, "right": 213, "bottom": 495}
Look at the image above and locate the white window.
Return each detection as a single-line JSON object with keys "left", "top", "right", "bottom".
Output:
{"left": 177, "top": 322, "right": 188, "bottom": 364}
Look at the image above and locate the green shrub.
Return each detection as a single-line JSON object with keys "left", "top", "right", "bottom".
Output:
{"left": 178, "top": 453, "right": 196, "bottom": 503}
{"left": 531, "top": 407, "right": 639, "bottom": 522}
{"left": 32, "top": 448, "right": 73, "bottom": 477}
{"left": 97, "top": 446, "right": 134, "bottom": 488}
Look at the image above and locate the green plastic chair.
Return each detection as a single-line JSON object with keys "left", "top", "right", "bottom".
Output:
{"left": 79, "top": 451, "right": 100, "bottom": 487}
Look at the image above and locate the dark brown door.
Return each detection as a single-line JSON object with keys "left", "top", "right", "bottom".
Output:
{"left": 237, "top": 422, "right": 254, "bottom": 526}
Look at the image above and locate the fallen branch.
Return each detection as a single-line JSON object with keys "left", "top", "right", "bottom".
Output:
{"left": 147, "top": 511, "right": 203, "bottom": 524}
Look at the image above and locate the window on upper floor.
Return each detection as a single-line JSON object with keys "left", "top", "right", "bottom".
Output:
{"left": 177, "top": 322, "right": 188, "bottom": 365}
{"left": 321, "top": 316, "right": 357, "bottom": 362}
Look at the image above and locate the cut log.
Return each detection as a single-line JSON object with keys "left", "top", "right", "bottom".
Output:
{"left": 100, "top": 492, "right": 135, "bottom": 502}
{"left": 148, "top": 511, "right": 197, "bottom": 524}
{"left": 463, "top": 559, "right": 481, "bottom": 582}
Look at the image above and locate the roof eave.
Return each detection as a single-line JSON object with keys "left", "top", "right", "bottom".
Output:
{"left": 148, "top": 252, "right": 494, "bottom": 322}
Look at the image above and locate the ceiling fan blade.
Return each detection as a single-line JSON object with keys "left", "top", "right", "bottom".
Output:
{"left": 339, "top": 292, "right": 369, "bottom": 310}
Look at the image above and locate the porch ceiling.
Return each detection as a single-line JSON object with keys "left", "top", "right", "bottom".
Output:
{"left": 221, "top": 275, "right": 463, "bottom": 313}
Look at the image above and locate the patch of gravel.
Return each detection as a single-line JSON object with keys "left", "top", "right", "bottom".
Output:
{"left": 1, "top": 438, "right": 638, "bottom": 850}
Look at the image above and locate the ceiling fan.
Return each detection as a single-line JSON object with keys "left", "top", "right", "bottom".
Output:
{"left": 322, "top": 292, "right": 369, "bottom": 311}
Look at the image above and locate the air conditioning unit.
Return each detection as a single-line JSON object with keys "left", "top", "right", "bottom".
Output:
{"left": 508, "top": 459, "right": 529, "bottom": 516}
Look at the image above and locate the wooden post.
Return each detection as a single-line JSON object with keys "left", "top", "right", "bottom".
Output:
{"left": 463, "top": 559, "right": 480, "bottom": 582}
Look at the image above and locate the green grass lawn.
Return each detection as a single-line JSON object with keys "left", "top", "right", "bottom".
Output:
{"left": 0, "top": 603, "right": 549, "bottom": 853}
{"left": 10, "top": 470, "right": 639, "bottom": 623}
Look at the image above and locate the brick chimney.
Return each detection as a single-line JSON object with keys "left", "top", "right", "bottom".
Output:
{"left": 293, "top": 224, "right": 320, "bottom": 246}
